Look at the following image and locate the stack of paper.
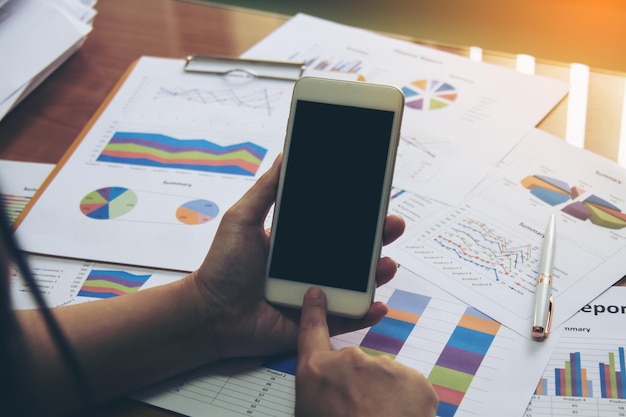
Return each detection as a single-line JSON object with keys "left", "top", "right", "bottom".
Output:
{"left": 0, "top": 0, "right": 96, "bottom": 121}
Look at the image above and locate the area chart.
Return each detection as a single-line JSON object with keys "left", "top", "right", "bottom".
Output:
{"left": 97, "top": 132, "right": 268, "bottom": 176}
{"left": 77, "top": 269, "right": 152, "bottom": 298}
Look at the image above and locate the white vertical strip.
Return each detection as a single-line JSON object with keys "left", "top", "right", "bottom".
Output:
{"left": 516, "top": 54, "right": 535, "bottom": 75}
{"left": 565, "top": 63, "right": 590, "bottom": 148}
{"left": 469, "top": 46, "right": 483, "bottom": 62}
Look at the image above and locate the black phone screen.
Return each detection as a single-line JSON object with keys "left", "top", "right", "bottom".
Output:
{"left": 268, "top": 100, "right": 396, "bottom": 292}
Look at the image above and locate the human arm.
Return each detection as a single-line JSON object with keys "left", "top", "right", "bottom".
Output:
{"left": 10, "top": 154, "right": 406, "bottom": 415}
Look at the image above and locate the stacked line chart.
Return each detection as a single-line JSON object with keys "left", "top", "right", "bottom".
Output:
{"left": 97, "top": 132, "right": 268, "bottom": 176}
{"left": 79, "top": 187, "right": 137, "bottom": 220}
{"left": 402, "top": 79, "right": 458, "bottom": 111}
{"left": 430, "top": 216, "right": 537, "bottom": 288}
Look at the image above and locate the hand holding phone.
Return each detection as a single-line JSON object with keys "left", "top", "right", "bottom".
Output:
{"left": 265, "top": 77, "right": 405, "bottom": 318}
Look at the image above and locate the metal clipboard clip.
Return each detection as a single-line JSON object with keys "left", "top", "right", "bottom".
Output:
{"left": 184, "top": 54, "right": 305, "bottom": 81}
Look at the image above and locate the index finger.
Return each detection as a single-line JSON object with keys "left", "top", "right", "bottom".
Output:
{"left": 297, "top": 287, "right": 331, "bottom": 357}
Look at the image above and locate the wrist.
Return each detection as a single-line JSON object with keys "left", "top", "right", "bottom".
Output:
{"left": 178, "top": 272, "right": 225, "bottom": 363}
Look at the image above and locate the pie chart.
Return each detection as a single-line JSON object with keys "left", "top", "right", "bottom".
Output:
{"left": 402, "top": 79, "right": 458, "bottom": 110}
{"left": 176, "top": 199, "right": 219, "bottom": 225}
{"left": 80, "top": 187, "right": 137, "bottom": 220}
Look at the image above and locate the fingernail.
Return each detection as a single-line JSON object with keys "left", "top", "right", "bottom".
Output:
{"left": 306, "top": 287, "right": 323, "bottom": 299}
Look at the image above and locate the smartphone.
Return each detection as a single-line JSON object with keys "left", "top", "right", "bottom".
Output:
{"left": 265, "top": 76, "right": 405, "bottom": 318}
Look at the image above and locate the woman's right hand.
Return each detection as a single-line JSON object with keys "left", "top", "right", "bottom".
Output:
{"left": 295, "top": 287, "right": 439, "bottom": 417}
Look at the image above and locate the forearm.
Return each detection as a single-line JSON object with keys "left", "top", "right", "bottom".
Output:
{"left": 14, "top": 275, "right": 216, "bottom": 415}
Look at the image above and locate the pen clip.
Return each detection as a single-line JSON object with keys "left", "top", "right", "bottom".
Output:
{"left": 183, "top": 54, "right": 305, "bottom": 81}
{"left": 544, "top": 296, "right": 554, "bottom": 336}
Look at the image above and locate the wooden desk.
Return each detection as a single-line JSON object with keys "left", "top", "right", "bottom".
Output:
{"left": 1, "top": 0, "right": 624, "bottom": 415}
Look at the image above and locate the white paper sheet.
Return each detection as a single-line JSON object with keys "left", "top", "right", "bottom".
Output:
{"left": 15, "top": 56, "right": 294, "bottom": 271}
{"left": 242, "top": 14, "right": 569, "bottom": 206}
{"left": 387, "top": 128, "right": 626, "bottom": 336}
{"left": 134, "top": 266, "right": 558, "bottom": 417}
{"left": 0, "top": 159, "right": 54, "bottom": 224}
{"left": 0, "top": 0, "right": 93, "bottom": 118}
{"left": 525, "top": 286, "right": 626, "bottom": 416}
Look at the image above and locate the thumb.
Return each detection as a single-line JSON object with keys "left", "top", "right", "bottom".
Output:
{"left": 229, "top": 153, "right": 282, "bottom": 225}
{"left": 298, "top": 287, "right": 331, "bottom": 358}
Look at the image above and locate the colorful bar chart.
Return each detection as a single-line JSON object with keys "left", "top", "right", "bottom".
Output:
{"left": 599, "top": 347, "right": 625, "bottom": 399}
{"left": 305, "top": 56, "right": 363, "bottom": 74}
{"left": 77, "top": 269, "right": 152, "bottom": 298}
{"left": 535, "top": 378, "right": 548, "bottom": 395}
{"left": 543, "top": 347, "right": 626, "bottom": 399}
{"left": 360, "top": 290, "right": 431, "bottom": 358}
{"left": 97, "top": 132, "right": 267, "bottom": 176}
{"left": 0, "top": 193, "right": 31, "bottom": 224}
{"left": 428, "top": 307, "right": 500, "bottom": 417}
{"left": 554, "top": 352, "right": 593, "bottom": 397}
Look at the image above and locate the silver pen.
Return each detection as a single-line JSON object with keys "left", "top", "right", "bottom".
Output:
{"left": 531, "top": 214, "right": 556, "bottom": 340}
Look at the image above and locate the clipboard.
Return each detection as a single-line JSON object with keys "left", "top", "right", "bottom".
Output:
{"left": 13, "top": 55, "right": 301, "bottom": 272}
{"left": 14, "top": 54, "right": 304, "bottom": 230}
{"left": 184, "top": 54, "right": 305, "bottom": 81}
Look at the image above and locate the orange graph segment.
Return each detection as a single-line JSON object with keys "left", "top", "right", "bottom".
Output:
{"left": 411, "top": 79, "right": 428, "bottom": 90}
{"left": 520, "top": 176, "right": 570, "bottom": 196}
{"left": 386, "top": 308, "right": 420, "bottom": 324}
{"left": 176, "top": 207, "right": 212, "bottom": 225}
{"left": 438, "top": 92, "right": 458, "bottom": 101}
{"left": 458, "top": 314, "right": 501, "bottom": 335}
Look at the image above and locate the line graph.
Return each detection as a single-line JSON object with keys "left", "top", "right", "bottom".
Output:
{"left": 154, "top": 86, "right": 286, "bottom": 116}
{"left": 433, "top": 218, "right": 534, "bottom": 283}
{"left": 401, "top": 212, "right": 542, "bottom": 297}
